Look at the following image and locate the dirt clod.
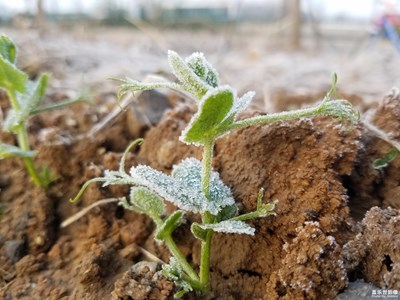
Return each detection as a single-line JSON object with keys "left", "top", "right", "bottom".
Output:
{"left": 343, "top": 207, "right": 400, "bottom": 289}
{"left": 111, "top": 261, "right": 174, "bottom": 300}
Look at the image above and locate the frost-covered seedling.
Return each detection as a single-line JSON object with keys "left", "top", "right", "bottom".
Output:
{"left": 0, "top": 34, "right": 84, "bottom": 187}
{"left": 72, "top": 51, "right": 359, "bottom": 297}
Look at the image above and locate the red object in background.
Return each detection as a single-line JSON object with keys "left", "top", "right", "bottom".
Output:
{"left": 374, "top": 13, "right": 400, "bottom": 28}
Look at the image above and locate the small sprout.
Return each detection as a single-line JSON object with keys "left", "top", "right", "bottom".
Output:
{"left": 0, "top": 34, "right": 85, "bottom": 188}
{"left": 71, "top": 50, "right": 359, "bottom": 296}
{"left": 373, "top": 148, "right": 399, "bottom": 169}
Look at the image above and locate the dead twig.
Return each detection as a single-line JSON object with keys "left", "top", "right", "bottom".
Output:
{"left": 61, "top": 198, "right": 120, "bottom": 228}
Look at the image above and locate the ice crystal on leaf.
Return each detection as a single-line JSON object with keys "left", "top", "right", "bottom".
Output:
{"left": 162, "top": 257, "right": 193, "bottom": 293}
{"left": 194, "top": 220, "right": 256, "bottom": 235}
{"left": 172, "top": 158, "right": 235, "bottom": 209}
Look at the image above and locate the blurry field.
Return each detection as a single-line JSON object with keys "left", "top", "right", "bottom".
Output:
{"left": 1, "top": 22, "right": 399, "bottom": 108}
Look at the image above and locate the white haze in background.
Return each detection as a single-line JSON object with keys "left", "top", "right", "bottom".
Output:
{"left": 0, "top": 0, "right": 397, "bottom": 22}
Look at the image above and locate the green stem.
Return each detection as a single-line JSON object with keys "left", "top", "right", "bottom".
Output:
{"left": 8, "top": 90, "right": 20, "bottom": 110}
{"left": 8, "top": 91, "right": 42, "bottom": 187}
{"left": 201, "top": 139, "right": 214, "bottom": 199}
{"left": 229, "top": 103, "right": 325, "bottom": 131}
{"left": 199, "top": 139, "right": 215, "bottom": 292}
{"left": 16, "top": 123, "right": 42, "bottom": 187}
{"left": 164, "top": 235, "right": 199, "bottom": 281}
{"left": 199, "top": 230, "right": 213, "bottom": 291}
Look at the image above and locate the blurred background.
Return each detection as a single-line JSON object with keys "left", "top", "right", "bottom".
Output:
{"left": 1, "top": 0, "right": 400, "bottom": 109}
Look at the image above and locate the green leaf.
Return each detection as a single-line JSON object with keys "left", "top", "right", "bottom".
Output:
{"left": 0, "top": 143, "right": 35, "bottom": 159}
{"left": 181, "top": 87, "right": 235, "bottom": 145}
{"left": 216, "top": 204, "right": 238, "bottom": 222}
{"left": 4, "top": 74, "right": 48, "bottom": 130}
{"left": 0, "top": 55, "right": 27, "bottom": 94}
{"left": 373, "top": 148, "right": 399, "bottom": 169}
{"left": 0, "top": 35, "right": 16, "bottom": 63}
{"left": 129, "top": 186, "right": 166, "bottom": 217}
{"left": 190, "top": 223, "right": 207, "bottom": 241}
{"left": 156, "top": 210, "right": 183, "bottom": 241}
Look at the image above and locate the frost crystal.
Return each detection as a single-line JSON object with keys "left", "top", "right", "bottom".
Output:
{"left": 198, "top": 220, "right": 255, "bottom": 235}
{"left": 172, "top": 158, "right": 235, "bottom": 209}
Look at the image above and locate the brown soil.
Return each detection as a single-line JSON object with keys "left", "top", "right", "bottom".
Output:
{"left": 1, "top": 66, "right": 400, "bottom": 299}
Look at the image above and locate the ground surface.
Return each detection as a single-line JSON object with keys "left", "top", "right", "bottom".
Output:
{"left": 1, "top": 25, "right": 400, "bottom": 299}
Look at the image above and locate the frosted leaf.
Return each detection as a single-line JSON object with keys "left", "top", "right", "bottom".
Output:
{"left": 180, "top": 86, "right": 235, "bottom": 145}
{"left": 185, "top": 52, "right": 219, "bottom": 88}
{"left": 172, "top": 158, "right": 235, "bottom": 210}
{"left": 168, "top": 50, "right": 209, "bottom": 98}
{"left": 162, "top": 257, "right": 193, "bottom": 292}
{"left": 232, "top": 91, "right": 255, "bottom": 116}
{"left": 216, "top": 204, "right": 238, "bottom": 222}
{"left": 319, "top": 99, "right": 359, "bottom": 125}
{"left": 129, "top": 187, "right": 165, "bottom": 217}
{"left": 196, "top": 220, "right": 255, "bottom": 235}
{"left": 130, "top": 164, "right": 220, "bottom": 214}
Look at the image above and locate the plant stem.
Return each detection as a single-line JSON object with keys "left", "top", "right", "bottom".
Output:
{"left": 199, "top": 139, "right": 215, "bottom": 292}
{"left": 164, "top": 235, "right": 199, "bottom": 281}
{"left": 16, "top": 123, "right": 42, "bottom": 187}
{"left": 229, "top": 103, "right": 325, "bottom": 131}
{"left": 8, "top": 91, "right": 42, "bottom": 187}
{"left": 201, "top": 139, "right": 214, "bottom": 199}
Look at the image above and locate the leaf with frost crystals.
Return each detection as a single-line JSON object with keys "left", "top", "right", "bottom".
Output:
{"left": 195, "top": 220, "right": 255, "bottom": 235}
{"left": 162, "top": 257, "right": 193, "bottom": 292}
{"left": 232, "top": 91, "right": 255, "bottom": 116}
{"left": 172, "top": 158, "right": 235, "bottom": 210}
{"left": 180, "top": 86, "right": 235, "bottom": 145}
{"left": 168, "top": 50, "right": 209, "bottom": 98}
{"left": 130, "top": 164, "right": 221, "bottom": 214}
{"left": 185, "top": 52, "right": 219, "bottom": 88}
